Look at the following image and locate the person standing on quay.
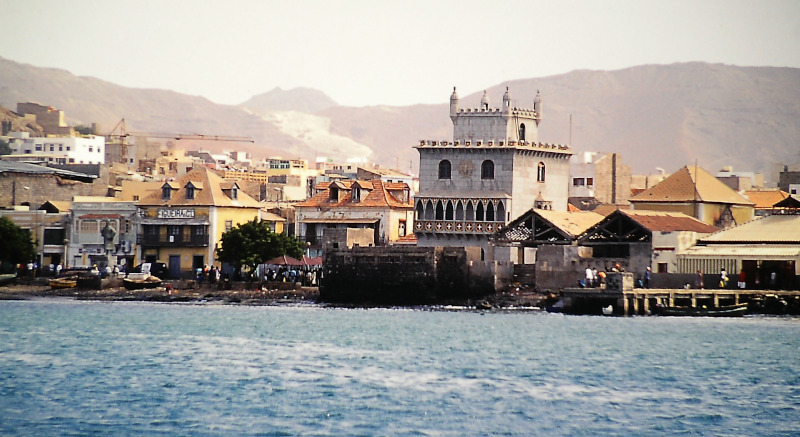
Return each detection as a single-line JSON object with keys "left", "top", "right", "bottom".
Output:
{"left": 738, "top": 269, "right": 746, "bottom": 289}
{"left": 695, "top": 269, "right": 704, "bottom": 289}
{"left": 644, "top": 266, "right": 651, "bottom": 289}
{"left": 719, "top": 268, "right": 728, "bottom": 288}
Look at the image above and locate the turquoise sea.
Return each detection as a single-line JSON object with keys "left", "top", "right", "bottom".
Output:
{"left": 1, "top": 299, "right": 799, "bottom": 436}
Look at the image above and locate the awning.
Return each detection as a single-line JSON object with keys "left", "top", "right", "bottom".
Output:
{"left": 299, "top": 218, "right": 379, "bottom": 224}
{"left": 679, "top": 245, "right": 800, "bottom": 260}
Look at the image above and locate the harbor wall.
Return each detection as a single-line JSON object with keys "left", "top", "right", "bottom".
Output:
{"left": 320, "top": 246, "right": 511, "bottom": 304}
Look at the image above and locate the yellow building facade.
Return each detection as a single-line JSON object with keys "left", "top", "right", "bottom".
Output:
{"left": 137, "top": 167, "right": 266, "bottom": 278}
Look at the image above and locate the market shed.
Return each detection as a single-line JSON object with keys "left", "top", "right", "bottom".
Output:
{"left": 579, "top": 210, "right": 718, "bottom": 276}
{"left": 678, "top": 215, "right": 800, "bottom": 289}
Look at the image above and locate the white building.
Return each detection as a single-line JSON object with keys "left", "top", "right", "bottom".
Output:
{"left": 6, "top": 132, "right": 106, "bottom": 165}
{"left": 414, "top": 87, "right": 572, "bottom": 252}
{"left": 68, "top": 196, "right": 138, "bottom": 269}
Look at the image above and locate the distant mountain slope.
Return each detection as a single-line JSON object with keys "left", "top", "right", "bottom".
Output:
{"left": 1, "top": 56, "right": 798, "bottom": 176}
{"left": 323, "top": 62, "right": 800, "bottom": 176}
{"left": 241, "top": 87, "right": 338, "bottom": 113}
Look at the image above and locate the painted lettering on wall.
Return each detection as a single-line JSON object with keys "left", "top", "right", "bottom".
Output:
{"left": 157, "top": 208, "right": 195, "bottom": 219}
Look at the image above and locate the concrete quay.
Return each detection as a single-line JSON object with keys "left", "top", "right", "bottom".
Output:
{"left": 561, "top": 272, "right": 800, "bottom": 316}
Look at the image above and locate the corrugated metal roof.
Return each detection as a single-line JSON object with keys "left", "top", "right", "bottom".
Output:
{"left": 701, "top": 215, "right": 800, "bottom": 243}
{"left": 620, "top": 210, "right": 720, "bottom": 233}
{"left": 680, "top": 244, "right": 800, "bottom": 258}
{"left": 630, "top": 165, "right": 753, "bottom": 205}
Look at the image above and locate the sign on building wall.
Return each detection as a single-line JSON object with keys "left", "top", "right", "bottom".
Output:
{"left": 157, "top": 208, "right": 195, "bottom": 219}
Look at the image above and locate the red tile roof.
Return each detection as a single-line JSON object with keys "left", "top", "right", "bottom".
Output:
{"left": 297, "top": 179, "right": 413, "bottom": 209}
{"left": 630, "top": 165, "right": 753, "bottom": 205}
{"left": 620, "top": 210, "right": 719, "bottom": 233}
{"left": 138, "top": 167, "right": 261, "bottom": 208}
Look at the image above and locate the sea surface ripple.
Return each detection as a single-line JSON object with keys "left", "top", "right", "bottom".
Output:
{"left": 1, "top": 299, "right": 799, "bottom": 436}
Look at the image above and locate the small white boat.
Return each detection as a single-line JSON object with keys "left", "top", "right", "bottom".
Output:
{"left": 602, "top": 305, "right": 614, "bottom": 316}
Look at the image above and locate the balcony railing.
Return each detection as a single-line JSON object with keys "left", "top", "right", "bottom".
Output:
{"left": 141, "top": 233, "right": 209, "bottom": 247}
{"left": 413, "top": 220, "right": 504, "bottom": 234}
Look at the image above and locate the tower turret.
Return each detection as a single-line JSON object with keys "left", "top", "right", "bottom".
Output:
{"left": 502, "top": 86, "right": 512, "bottom": 113}
{"left": 480, "top": 90, "right": 490, "bottom": 110}
{"left": 449, "top": 87, "right": 459, "bottom": 122}
{"left": 533, "top": 90, "right": 542, "bottom": 125}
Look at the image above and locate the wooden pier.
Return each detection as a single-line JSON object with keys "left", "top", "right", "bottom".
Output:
{"left": 562, "top": 273, "right": 800, "bottom": 316}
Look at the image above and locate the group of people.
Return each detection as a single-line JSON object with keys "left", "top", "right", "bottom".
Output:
{"left": 195, "top": 265, "right": 222, "bottom": 286}
{"left": 695, "top": 268, "right": 750, "bottom": 289}
{"left": 262, "top": 266, "right": 321, "bottom": 287}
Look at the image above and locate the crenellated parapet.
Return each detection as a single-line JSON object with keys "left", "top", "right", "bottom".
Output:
{"left": 452, "top": 106, "right": 540, "bottom": 119}
{"left": 416, "top": 139, "right": 571, "bottom": 151}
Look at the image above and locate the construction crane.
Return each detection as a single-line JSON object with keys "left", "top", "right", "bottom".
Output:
{"left": 105, "top": 118, "right": 254, "bottom": 165}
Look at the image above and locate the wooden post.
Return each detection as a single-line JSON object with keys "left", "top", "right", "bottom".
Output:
{"left": 713, "top": 293, "right": 720, "bottom": 307}
{"left": 619, "top": 297, "right": 628, "bottom": 316}
{"left": 643, "top": 294, "right": 650, "bottom": 315}
{"left": 669, "top": 291, "right": 675, "bottom": 306}
{"left": 691, "top": 293, "right": 697, "bottom": 308}
{"left": 632, "top": 294, "right": 639, "bottom": 315}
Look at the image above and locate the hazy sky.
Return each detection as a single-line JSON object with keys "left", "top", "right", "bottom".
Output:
{"left": 4, "top": 0, "right": 799, "bottom": 107}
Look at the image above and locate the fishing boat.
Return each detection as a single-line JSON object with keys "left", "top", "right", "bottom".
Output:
{"left": 49, "top": 277, "right": 77, "bottom": 289}
{"left": 655, "top": 303, "right": 748, "bottom": 317}
{"left": 123, "top": 274, "right": 162, "bottom": 290}
{"left": 0, "top": 273, "right": 17, "bottom": 286}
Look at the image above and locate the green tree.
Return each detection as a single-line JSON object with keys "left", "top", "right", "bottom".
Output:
{"left": 0, "top": 139, "right": 11, "bottom": 155}
{"left": 74, "top": 125, "right": 95, "bottom": 135}
{"left": 0, "top": 217, "right": 36, "bottom": 267}
{"left": 216, "top": 219, "right": 303, "bottom": 276}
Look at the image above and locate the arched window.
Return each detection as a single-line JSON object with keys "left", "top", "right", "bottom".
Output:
{"left": 425, "top": 200, "right": 434, "bottom": 220}
{"left": 481, "top": 160, "right": 494, "bottom": 179}
{"left": 435, "top": 201, "right": 444, "bottom": 220}
{"left": 519, "top": 123, "right": 526, "bottom": 141}
{"left": 455, "top": 202, "right": 464, "bottom": 220}
{"left": 445, "top": 201, "right": 454, "bottom": 220}
{"left": 496, "top": 201, "right": 506, "bottom": 223}
{"left": 466, "top": 202, "right": 475, "bottom": 221}
{"left": 476, "top": 202, "right": 485, "bottom": 221}
{"left": 415, "top": 201, "right": 424, "bottom": 220}
{"left": 537, "top": 162, "right": 546, "bottom": 182}
{"left": 486, "top": 202, "right": 495, "bottom": 221}
{"left": 438, "top": 160, "right": 451, "bottom": 179}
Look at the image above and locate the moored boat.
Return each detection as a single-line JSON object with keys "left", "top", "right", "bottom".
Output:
{"left": 123, "top": 275, "right": 162, "bottom": 290}
{"left": 0, "top": 273, "right": 17, "bottom": 286}
{"left": 49, "top": 277, "right": 77, "bottom": 289}
{"left": 655, "top": 303, "right": 748, "bottom": 317}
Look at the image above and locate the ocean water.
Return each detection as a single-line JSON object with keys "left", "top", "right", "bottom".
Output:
{"left": 0, "top": 300, "right": 798, "bottom": 436}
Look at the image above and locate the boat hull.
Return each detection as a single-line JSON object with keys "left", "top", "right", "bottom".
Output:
{"left": 655, "top": 303, "right": 748, "bottom": 317}
{"left": 123, "top": 278, "right": 162, "bottom": 290}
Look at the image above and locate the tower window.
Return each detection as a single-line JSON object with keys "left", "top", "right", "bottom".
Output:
{"left": 438, "top": 160, "right": 451, "bottom": 179}
{"left": 519, "top": 123, "right": 526, "bottom": 141}
{"left": 537, "top": 162, "right": 546, "bottom": 182}
{"left": 481, "top": 160, "right": 494, "bottom": 179}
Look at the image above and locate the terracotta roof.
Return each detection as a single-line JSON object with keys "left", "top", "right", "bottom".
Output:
{"left": 394, "top": 233, "right": 418, "bottom": 244}
{"left": 296, "top": 179, "right": 412, "bottom": 209}
{"left": 630, "top": 165, "right": 753, "bottom": 205}
{"left": 592, "top": 204, "right": 632, "bottom": 217}
{"left": 138, "top": 167, "right": 262, "bottom": 208}
{"left": 700, "top": 215, "right": 800, "bottom": 243}
{"left": 620, "top": 210, "right": 720, "bottom": 233}
{"left": 536, "top": 210, "right": 605, "bottom": 237}
{"left": 743, "top": 190, "right": 789, "bottom": 208}
{"left": 264, "top": 255, "right": 304, "bottom": 266}
{"left": 567, "top": 203, "right": 580, "bottom": 212}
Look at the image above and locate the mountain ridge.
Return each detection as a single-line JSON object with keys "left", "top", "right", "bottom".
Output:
{"left": 1, "top": 56, "right": 798, "bottom": 176}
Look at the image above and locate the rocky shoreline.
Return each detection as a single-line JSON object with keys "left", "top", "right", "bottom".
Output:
{"left": 0, "top": 279, "right": 552, "bottom": 309}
